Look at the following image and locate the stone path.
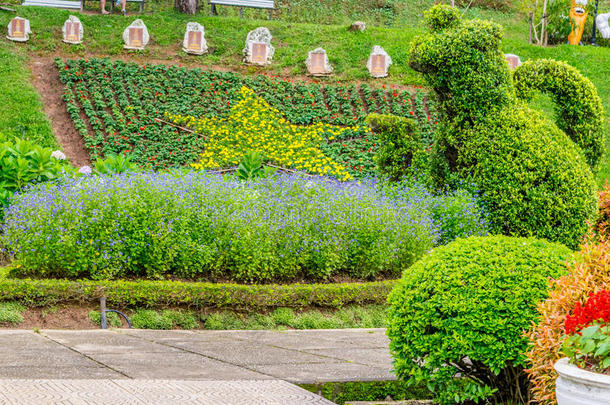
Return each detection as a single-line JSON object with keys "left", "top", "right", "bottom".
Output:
{"left": 0, "top": 328, "right": 394, "bottom": 404}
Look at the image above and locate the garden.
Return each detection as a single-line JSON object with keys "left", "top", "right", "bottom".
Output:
{"left": 0, "top": 0, "right": 609, "bottom": 403}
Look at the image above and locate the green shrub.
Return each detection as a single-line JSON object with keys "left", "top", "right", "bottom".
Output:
{"left": 423, "top": 4, "right": 461, "bottom": 32}
{"left": 0, "top": 138, "right": 72, "bottom": 208}
{"left": 454, "top": 104, "right": 596, "bottom": 249}
{"left": 93, "top": 153, "right": 139, "bottom": 175}
{"left": 0, "top": 278, "right": 395, "bottom": 310}
{"left": 131, "top": 310, "right": 174, "bottom": 330}
{"left": 410, "top": 5, "right": 598, "bottom": 249}
{"left": 88, "top": 310, "right": 122, "bottom": 327}
{"left": 0, "top": 302, "right": 25, "bottom": 325}
{"left": 3, "top": 172, "right": 443, "bottom": 282}
{"left": 387, "top": 235, "right": 572, "bottom": 404}
{"left": 366, "top": 113, "right": 426, "bottom": 182}
{"left": 514, "top": 59, "right": 605, "bottom": 170}
{"left": 301, "top": 380, "right": 431, "bottom": 405}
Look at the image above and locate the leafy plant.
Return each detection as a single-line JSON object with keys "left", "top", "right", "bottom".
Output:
{"left": 411, "top": 5, "right": 598, "bottom": 249}
{"left": 93, "top": 153, "right": 139, "bottom": 175}
{"left": 366, "top": 113, "right": 426, "bottom": 182}
{"left": 387, "top": 235, "right": 572, "bottom": 404}
{"left": 561, "top": 290, "right": 610, "bottom": 373}
{"left": 56, "top": 58, "right": 438, "bottom": 179}
{"left": 235, "top": 151, "right": 276, "bottom": 180}
{"left": 527, "top": 241, "right": 610, "bottom": 404}
{"left": 3, "top": 172, "right": 461, "bottom": 282}
{"left": 0, "top": 302, "right": 25, "bottom": 325}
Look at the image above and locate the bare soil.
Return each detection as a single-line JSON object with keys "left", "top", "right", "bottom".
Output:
{"left": 4, "top": 305, "right": 99, "bottom": 330}
{"left": 29, "top": 57, "right": 91, "bottom": 166}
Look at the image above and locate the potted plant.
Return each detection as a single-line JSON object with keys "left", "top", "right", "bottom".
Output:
{"left": 555, "top": 290, "right": 610, "bottom": 404}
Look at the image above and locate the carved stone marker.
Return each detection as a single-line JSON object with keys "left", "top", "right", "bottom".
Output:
{"left": 183, "top": 22, "right": 207, "bottom": 55}
{"left": 306, "top": 48, "right": 332, "bottom": 76}
{"left": 243, "top": 27, "right": 274, "bottom": 66}
{"left": 504, "top": 53, "right": 522, "bottom": 70}
{"left": 62, "top": 15, "right": 83, "bottom": 45}
{"left": 367, "top": 46, "right": 392, "bottom": 78}
{"left": 349, "top": 21, "right": 366, "bottom": 31}
{"left": 7, "top": 17, "right": 30, "bottom": 42}
{"left": 123, "top": 19, "right": 149, "bottom": 50}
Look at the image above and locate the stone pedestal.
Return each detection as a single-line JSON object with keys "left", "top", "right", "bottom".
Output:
{"left": 7, "top": 17, "right": 30, "bottom": 42}
{"left": 62, "top": 15, "right": 83, "bottom": 45}
{"left": 243, "top": 27, "right": 274, "bottom": 66}
{"left": 367, "top": 46, "right": 392, "bottom": 78}
{"left": 183, "top": 22, "right": 207, "bottom": 55}
{"left": 505, "top": 53, "right": 522, "bottom": 70}
{"left": 306, "top": 48, "right": 332, "bottom": 76}
{"left": 123, "top": 19, "right": 149, "bottom": 50}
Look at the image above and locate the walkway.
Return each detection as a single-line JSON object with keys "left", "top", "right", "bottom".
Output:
{"left": 0, "top": 328, "right": 394, "bottom": 404}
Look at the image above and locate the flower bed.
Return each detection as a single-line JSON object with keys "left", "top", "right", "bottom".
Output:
{"left": 56, "top": 58, "right": 438, "bottom": 178}
{"left": 2, "top": 172, "right": 486, "bottom": 282}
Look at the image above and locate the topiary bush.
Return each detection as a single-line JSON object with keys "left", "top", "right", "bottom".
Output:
{"left": 527, "top": 241, "right": 610, "bottom": 404}
{"left": 387, "top": 235, "right": 572, "bottom": 404}
{"left": 366, "top": 113, "right": 426, "bottom": 181}
{"left": 514, "top": 59, "right": 605, "bottom": 170}
{"left": 410, "top": 5, "right": 598, "bottom": 249}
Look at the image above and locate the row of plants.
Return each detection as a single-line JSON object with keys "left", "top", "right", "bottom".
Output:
{"left": 55, "top": 58, "right": 438, "bottom": 178}
{"left": 0, "top": 277, "right": 395, "bottom": 309}
{"left": 1, "top": 171, "right": 487, "bottom": 282}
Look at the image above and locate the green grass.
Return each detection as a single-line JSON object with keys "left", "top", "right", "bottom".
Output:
{"left": 88, "top": 305, "right": 387, "bottom": 330}
{"left": 0, "top": 46, "right": 56, "bottom": 147}
{"left": 0, "top": 301, "right": 26, "bottom": 325}
{"left": 0, "top": 2, "right": 608, "bottom": 181}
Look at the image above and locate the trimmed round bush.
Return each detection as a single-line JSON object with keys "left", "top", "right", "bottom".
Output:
{"left": 514, "top": 59, "right": 605, "bottom": 170}
{"left": 2, "top": 172, "right": 487, "bottom": 282}
{"left": 387, "top": 235, "right": 572, "bottom": 404}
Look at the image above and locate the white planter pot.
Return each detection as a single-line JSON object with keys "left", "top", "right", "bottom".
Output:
{"left": 555, "top": 357, "right": 610, "bottom": 404}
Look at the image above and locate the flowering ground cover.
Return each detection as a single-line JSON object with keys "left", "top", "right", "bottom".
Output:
{"left": 2, "top": 172, "right": 486, "bottom": 282}
{"left": 56, "top": 58, "right": 438, "bottom": 178}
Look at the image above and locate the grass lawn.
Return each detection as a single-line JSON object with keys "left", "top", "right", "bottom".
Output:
{"left": 0, "top": 2, "right": 608, "bottom": 182}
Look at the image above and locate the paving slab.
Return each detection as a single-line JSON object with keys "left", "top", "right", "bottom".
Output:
{"left": 0, "top": 328, "right": 395, "bottom": 395}
{"left": 0, "top": 379, "right": 335, "bottom": 404}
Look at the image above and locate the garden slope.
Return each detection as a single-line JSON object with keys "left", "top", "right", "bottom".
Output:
{"left": 0, "top": 7, "right": 607, "bottom": 181}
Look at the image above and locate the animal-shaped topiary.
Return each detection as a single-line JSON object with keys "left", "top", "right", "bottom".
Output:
{"left": 411, "top": 5, "right": 602, "bottom": 249}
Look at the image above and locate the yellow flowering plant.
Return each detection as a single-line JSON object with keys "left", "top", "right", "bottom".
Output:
{"left": 167, "top": 87, "right": 358, "bottom": 181}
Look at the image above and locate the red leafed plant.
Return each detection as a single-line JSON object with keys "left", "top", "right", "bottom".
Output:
{"left": 561, "top": 291, "right": 610, "bottom": 373}
{"left": 564, "top": 290, "right": 610, "bottom": 335}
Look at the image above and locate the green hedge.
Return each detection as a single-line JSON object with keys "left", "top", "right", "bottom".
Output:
{"left": 387, "top": 235, "right": 571, "bottom": 404}
{"left": 300, "top": 380, "right": 431, "bottom": 404}
{"left": 366, "top": 113, "right": 426, "bottom": 181}
{"left": 0, "top": 278, "right": 396, "bottom": 309}
{"left": 514, "top": 59, "right": 605, "bottom": 170}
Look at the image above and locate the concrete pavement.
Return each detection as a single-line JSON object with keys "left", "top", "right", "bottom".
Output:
{"left": 0, "top": 328, "right": 395, "bottom": 404}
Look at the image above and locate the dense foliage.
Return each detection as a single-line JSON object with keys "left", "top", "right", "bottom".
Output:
{"left": 410, "top": 5, "right": 597, "bottom": 249}
{"left": 0, "top": 277, "right": 396, "bottom": 309}
{"left": 2, "top": 172, "right": 487, "bottom": 282}
{"left": 366, "top": 113, "right": 427, "bottom": 182}
{"left": 387, "top": 235, "right": 571, "bottom": 404}
{"left": 526, "top": 242, "right": 610, "bottom": 404}
{"left": 56, "top": 58, "right": 438, "bottom": 179}
{"left": 169, "top": 87, "right": 353, "bottom": 180}
{"left": 0, "top": 138, "right": 72, "bottom": 208}
{"left": 514, "top": 59, "right": 605, "bottom": 170}
{"left": 562, "top": 290, "right": 610, "bottom": 373}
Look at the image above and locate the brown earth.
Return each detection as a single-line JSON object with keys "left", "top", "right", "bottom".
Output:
{"left": 29, "top": 57, "right": 91, "bottom": 166}
{"left": 5, "top": 305, "right": 99, "bottom": 330}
